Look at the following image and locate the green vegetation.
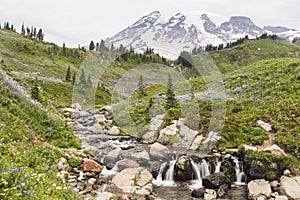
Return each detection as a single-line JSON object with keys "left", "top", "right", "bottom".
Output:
{"left": 0, "top": 75, "right": 81, "bottom": 199}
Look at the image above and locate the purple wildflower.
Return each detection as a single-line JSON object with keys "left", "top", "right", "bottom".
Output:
{"left": 20, "top": 167, "right": 24, "bottom": 172}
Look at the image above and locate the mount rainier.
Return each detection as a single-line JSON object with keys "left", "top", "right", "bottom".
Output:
{"left": 105, "top": 11, "right": 300, "bottom": 59}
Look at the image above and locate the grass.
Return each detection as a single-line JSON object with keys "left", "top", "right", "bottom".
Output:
{"left": 0, "top": 73, "right": 82, "bottom": 199}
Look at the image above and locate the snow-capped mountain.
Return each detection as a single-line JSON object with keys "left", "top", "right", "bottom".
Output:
{"left": 105, "top": 11, "right": 300, "bottom": 59}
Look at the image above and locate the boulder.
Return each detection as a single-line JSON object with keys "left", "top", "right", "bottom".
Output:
{"left": 280, "top": 176, "right": 300, "bottom": 199}
{"left": 131, "top": 150, "right": 150, "bottom": 161}
{"left": 204, "top": 189, "right": 217, "bottom": 200}
{"left": 71, "top": 103, "right": 82, "bottom": 111}
{"left": 283, "top": 169, "right": 291, "bottom": 176}
{"left": 111, "top": 168, "right": 153, "bottom": 197}
{"left": 57, "top": 157, "right": 69, "bottom": 170}
{"left": 178, "top": 123, "right": 199, "bottom": 147}
{"left": 247, "top": 179, "right": 272, "bottom": 199}
{"left": 217, "top": 184, "right": 229, "bottom": 197}
{"left": 142, "top": 115, "right": 165, "bottom": 144}
{"left": 117, "top": 159, "right": 140, "bottom": 171}
{"left": 202, "top": 172, "right": 231, "bottom": 189}
{"left": 107, "top": 126, "right": 120, "bottom": 136}
{"left": 189, "top": 135, "right": 203, "bottom": 150}
{"left": 201, "top": 131, "right": 221, "bottom": 151}
{"left": 174, "top": 155, "right": 194, "bottom": 181}
{"left": 275, "top": 196, "right": 288, "bottom": 200}
{"left": 158, "top": 123, "right": 178, "bottom": 144}
{"left": 263, "top": 144, "right": 287, "bottom": 156}
{"left": 95, "top": 192, "right": 114, "bottom": 200}
{"left": 192, "top": 188, "right": 205, "bottom": 198}
{"left": 257, "top": 120, "right": 272, "bottom": 132}
{"left": 149, "top": 142, "right": 170, "bottom": 159}
{"left": 82, "top": 159, "right": 103, "bottom": 173}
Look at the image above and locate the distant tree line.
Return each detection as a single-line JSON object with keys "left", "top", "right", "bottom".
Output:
{"left": 0, "top": 21, "right": 45, "bottom": 41}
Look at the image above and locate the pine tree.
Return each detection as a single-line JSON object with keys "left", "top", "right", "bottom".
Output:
{"left": 79, "top": 69, "right": 87, "bottom": 86}
{"left": 62, "top": 43, "right": 67, "bottom": 56}
{"left": 26, "top": 27, "right": 30, "bottom": 36}
{"left": 137, "top": 75, "right": 145, "bottom": 97}
{"left": 31, "top": 77, "right": 39, "bottom": 101}
{"left": 99, "top": 39, "right": 107, "bottom": 51}
{"left": 165, "top": 74, "right": 179, "bottom": 110}
{"left": 145, "top": 97, "right": 154, "bottom": 122}
{"left": 65, "top": 66, "right": 71, "bottom": 82}
{"left": 21, "top": 23, "right": 25, "bottom": 35}
{"left": 37, "top": 29, "right": 44, "bottom": 41}
{"left": 89, "top": 40, "right": 95, "bottom": 51}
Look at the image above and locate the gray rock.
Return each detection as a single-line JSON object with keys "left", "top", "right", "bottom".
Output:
{"left": 107, "top": 126, "right": 120, "bottom": 136}
{"left": 190, "top": 135, "right": 203, "bottom": 150}
{"left": 142, "top": 115, "right": 165, "bottom": 144}
{"left": 131, "top": 150, "right": 150, "bottom": 161}
{"left": 280, "top": 176, "right": 300, "bottom": 199}
{"left": 149, "top": 142, "right": 170, "bottom": 159}
{"left": 95, "top": 192, "right": 114, "bottom": 200}
{"left": 202, "top": 172, "right": 231, "bottom": 189}
{"left": 275, "top": 196, "right": 288, "bottom": 200}
{"left": 263, "top": 144, "right": 287, "bottom": 156}
{"left": 158, "top": 122, "right": 178, "bottom": 144}
{"left": 204, "top": 189, "right": 217, "bottom": 200}
{"left": 257, "top": 120, "right": 272, "bottom": 132}
{"left": 201, "top": 131, "right": 221, "bottom": 151}
{"left": 248, "top": 179, "right": 272, "bottom": 199}
{"left": 111, "top": 168, "right": 153, "bottom": 196}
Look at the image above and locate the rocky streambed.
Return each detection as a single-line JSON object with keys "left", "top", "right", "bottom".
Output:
{"left": 58, "top": 104, "right": 300, "bottom": 200}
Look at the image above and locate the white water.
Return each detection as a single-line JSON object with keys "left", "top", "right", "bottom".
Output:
{"left": 233, "top": 157, "right": 246, "bottom": 185}
{"left": 153, "top": 160, "right": 176, "bottom": 186}
{"left": 215, "top": 160, "right": 221, "bottom": 173}
{"left": 189, "top": 159, "right": 211, "bottom": 190}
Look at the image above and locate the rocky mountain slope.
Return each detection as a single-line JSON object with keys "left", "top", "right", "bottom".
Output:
{"left": 105, "top": 11, "right": 300, "bottom": 59}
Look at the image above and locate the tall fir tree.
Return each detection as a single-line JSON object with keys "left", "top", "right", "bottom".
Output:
{"left": 72, "top": 72, "right": 76, "bottom": 85}
{"left": 89, "top": 40, "right": 95, "bottom": 51}
{"left": 165, "top": 74, "right": 179, "bottom": 110}
{"left": 62, "top": 43, "right": 67, "bottom": 56}
{"left": 65, "top": 66, "right": 71, "bottom": 82}
{"left": 21, "top": 23, "right": 25, "bottom": 35}
{"left": 137, "top": 75, "right": 145, "bottom": 97}
{"left": 37, "top": 29, "right": 44, "bottom": 41}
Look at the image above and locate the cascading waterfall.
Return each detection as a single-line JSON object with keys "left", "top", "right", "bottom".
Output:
{"left": 233, "top": 157, "right": 246, "bottom": 185}
{"left": 215, "top": 160, "right": 221, "bottom": 173}
{"left": 153, "top": 160, "right": 177, "bottom": 186}
{"left": 154, "top": 155, "right": 246, "bottom": 188}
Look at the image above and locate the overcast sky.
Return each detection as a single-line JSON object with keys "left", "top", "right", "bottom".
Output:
{"left": 1, "top": 0, "right": 299, "bottom": 47}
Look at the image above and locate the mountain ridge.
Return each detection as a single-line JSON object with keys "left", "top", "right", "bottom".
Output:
{"left": 105, "top": 11, "right": 300, "bottom": 59}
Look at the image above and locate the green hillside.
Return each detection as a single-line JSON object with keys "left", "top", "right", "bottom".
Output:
{"left": 0, "top": 27, "right": 300, "bottom": 198}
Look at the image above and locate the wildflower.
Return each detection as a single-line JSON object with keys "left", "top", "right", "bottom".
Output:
{"left": 11, "top": 168, "right": 18, "bottom": 174}
{"left": 25, "top": 174, "right": 30, "bottom": 179}
{"left": 23, "top": 191, "right": 30, "bottom": 196}
{"left": 20, "top": 167, "right": 24, "bottom": 172}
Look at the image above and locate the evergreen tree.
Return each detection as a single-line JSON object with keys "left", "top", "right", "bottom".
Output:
{"left": 62, "top": 43, "right": 67, "bottom": 56}
{"left": 79, "top": 69, "right": 87, "bottom": 86}
{"left": 165, "top": 74, "right": 179, "bottom": 110}
{"left": 99, "top": 39, "right": 107, "bottom": 51}
{"left": 21, "top": 23, "right": 25, "bottom": 35}
{"left": 26, "top": 27, "right": 30, "bottom": 36}
{"left": 33, "top": 28, "right": 37, "bottom": 39}
{"left": 89, "top": 40, "right": 95, "bottom": 51}
{"left": 72, "top": 72, "right": 76, "bottom": 85}
{"left": 137, "top": 75, "right": 145, "bottom": 97}
{"left": 145, "top": 97, "right": 154, "bottom": 122}
{"left": 37, "top": 29, "right": 44, "bottom": 41}
{"left": 31, "top": 77, "right": 39, "bottom": 101}
{"left": 65, "top": 66, "right": 71, "bottom": 82}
